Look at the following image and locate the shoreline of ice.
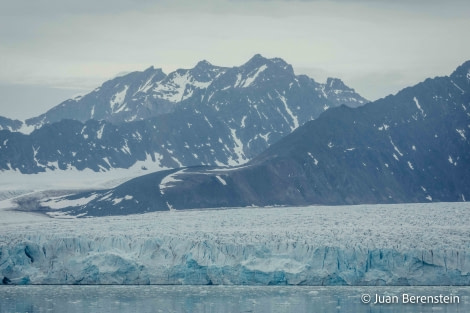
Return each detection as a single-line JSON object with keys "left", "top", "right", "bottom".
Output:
{"left": 1, "top": 203, "right": 469, "bottom": 285}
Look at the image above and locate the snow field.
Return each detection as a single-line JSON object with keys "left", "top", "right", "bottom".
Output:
{"left": 0, "top": 156, "right": 168, "bottom": 202}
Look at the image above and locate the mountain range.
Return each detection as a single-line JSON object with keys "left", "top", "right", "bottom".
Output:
{"left": 0, "top": 54, "right": 367, "bottom": 173}
{"left": 37, "top": 60, "right": 470, "bottom": 217}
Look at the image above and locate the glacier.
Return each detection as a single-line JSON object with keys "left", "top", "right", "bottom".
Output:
{"left": 0, "top": 203, "right": 469, "bottom": 285}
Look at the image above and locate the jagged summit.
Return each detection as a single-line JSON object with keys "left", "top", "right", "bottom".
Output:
{"left": 326, "top": 77, "right": 347, "bottom": 89}
{"left": 4, "top": 55, "right": 366, "bottom": 130}
{"left": 195, "top": 59, "right": 214, "bottom": 68}
{"left": 0, "top": 55, "right": 368, "bottom": 173}
{"left": 240, "top": 54, "right": 289, "bottom": 73}
{"left": 143, "top": 66, "right": 165, "bottom": 76}
{"left": 270, "top": 57, "right": 289, "bottom": 66}
{"left": 143, "top": 65, "right": 155, "bottom": 72}
{"left": 247, "top": 53, "right": 266, "bottom": 63}
{"left": 242, "top": 54, "right": 290, "bottom": 70}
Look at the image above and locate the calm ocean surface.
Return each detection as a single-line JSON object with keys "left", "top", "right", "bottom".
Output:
{"left": 1, "top": 285, "right": 469, "bottom": 313}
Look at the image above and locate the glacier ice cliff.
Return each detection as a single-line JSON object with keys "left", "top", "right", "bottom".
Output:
{"left": 1, "top": 236, "right": 469, "bottom": 285}
{"left": 1, "top": 203, "right": 469, "bottom": 285}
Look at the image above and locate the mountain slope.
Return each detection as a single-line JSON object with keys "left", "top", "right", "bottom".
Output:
{"left": 42, "top": 60, "right": 470, "bottom": 216}
{"left": 0, "top": 55, "right": 367, "bottom": 173}
{"left": 26, "top": 67, "right": 173, "bottom": 126}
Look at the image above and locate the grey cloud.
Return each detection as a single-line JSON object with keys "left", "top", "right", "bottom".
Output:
{"left": 1, "top": 0, "right": 468, "bottom": 119}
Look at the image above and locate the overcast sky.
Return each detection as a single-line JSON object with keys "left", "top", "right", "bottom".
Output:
{"left": 1, "top": 0, "right": 469, "bottom": 120}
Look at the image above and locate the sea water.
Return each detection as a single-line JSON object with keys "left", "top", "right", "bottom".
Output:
{"left": 1, "top": 286, "right": 469, "bottom": 313}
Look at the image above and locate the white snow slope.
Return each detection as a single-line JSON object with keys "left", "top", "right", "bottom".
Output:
{"left": 0, "top": 203, "right": 469, "bottom": 285}
{"left": 0, "top": 158, "right": 168, "bottom": 202}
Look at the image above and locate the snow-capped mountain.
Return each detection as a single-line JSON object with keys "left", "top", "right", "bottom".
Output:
{"left": 43, "top": 60, "right": 470, "bottom": 216}
{"left": 19, "top": 54, "right": 366, "bottom": 129}
{"left": 24, "top": 63, "right": 224, "bottom": 126}
{"left": 0, "top": 54, "right": 367, "bottom": 173}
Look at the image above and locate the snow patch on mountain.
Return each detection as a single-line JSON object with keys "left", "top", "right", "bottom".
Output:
{"left": 228, "top": 128, "right": 248, "bottom": 166}
{"left": 96, "top": 124, "right": 105, "bottom": 140}
{"left": 110, "top": 85, "right": 129, "bottom": 112}
{"left": 242, "top": 64, "right": 267, "bottom": 88}
{"left": 308, "top": 152, "right": 319, "bottom": 166}
{"left": 215, "top": 175, "right": 227, "bottom": 186}
{"left": 413, "top": 97, "right": 425, "bottom": 117}
{"left": 154, "top": 70, "right": 215, "bottom": 103}
{"left": 154, "top": 72, "right": 189, "bottom": 102}
{"left": 137, "top": 73, "right": 161, "bottom": 94}
{"left": 17, "top": 123, "right": 36, "bottom": 135}
{"left": 159, "top": 170, "right": 185, "bottom": 195}
{"left": 277, "top": 91, "right": 299, "bottom": 130}
{"left": 241, "top": 116, "right": 247, "bottom": 128}
{"left": 389, "top": 137, "right": 403, "bottom": 157}
{"left": 456, "top": 129, "right": 466, "bottom": 140}
{"left": 451, "top": 80, "right": 465, "bottom": 94}
{"left": 41, "top": 193, "right": 99, "bottom": 210}
{"left": 0, "top": 154, "right": 169, "bottom": 204}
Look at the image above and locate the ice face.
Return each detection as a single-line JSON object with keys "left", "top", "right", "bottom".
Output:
{"left": 1, "top": 203, "right": 469, "bottom": 285}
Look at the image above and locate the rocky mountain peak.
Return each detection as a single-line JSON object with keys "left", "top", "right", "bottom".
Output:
{"left": 195, "top": 59, "right": 214, "bottom": 69}
{"left": 0, "top": 55, "right": 369, "bottom": 174}
{"left": 325, "top": 77, "right": 348, "bottom": 90}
